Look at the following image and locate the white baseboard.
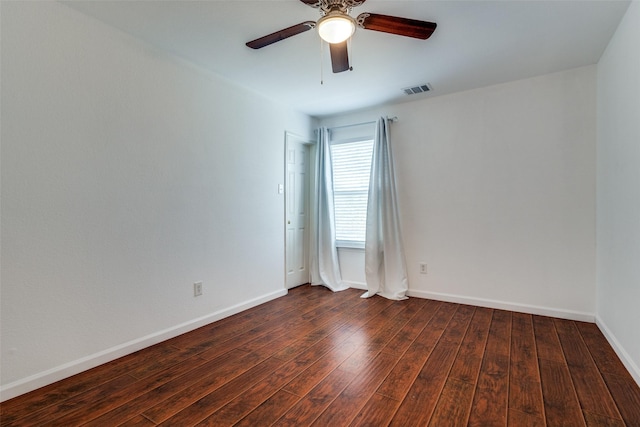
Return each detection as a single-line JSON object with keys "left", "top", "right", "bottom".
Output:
{"left": 407, "top": 289, "right": 595, "bottom": 322}
{"left": 344, "top": 281, "right": 367, "bottom": 291}
{"left": 595, "top": 315, "right": 640, "bottom": 387}
{"left": 0, "top": 288, "right": 287, "bottom": 402}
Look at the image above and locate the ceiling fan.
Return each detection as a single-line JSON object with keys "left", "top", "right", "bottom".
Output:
{"left": 246, "top": 0, "right": 437, "bottom": 74}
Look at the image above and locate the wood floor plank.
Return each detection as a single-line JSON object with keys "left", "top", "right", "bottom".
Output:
{"left": 124, "top": 345, "right": 199, "bottom": 380}
{"left": 157, "top": 357, "right": 283, "bottom": 426}
{"left": 281, "top": 330, "right": 362, "bottom": 397}
{"left": 310, "top": 351, "right": 399, "bottom": 426}
{"left": 280, "top": 298, "right": 409, "bottom": 400}
{"left": 532, "top": 315, "right": 566, "bottom": 363}
{"left": 509, "top": 312, "right": 544, "bottom": 418}
{"left": 349, "top": 393, "right": 402, "bottom": 427}
{"left": 166, "top": 285, "right": 340, "bottom": 360}
{"left": 2, "top": 285, "right": 639, "bottom": 427}
{"left": 271, "top": 296, "right": 392, "bottom": 362}
{"left": 448, "top": 306, "right": 492, "bottom": 384}
{"left": 168, "top": 327, "right": 257, "bottom": 361}
{"left": 84, "top": 354, "right": 229, "bottom": 426}
{"left": 280, "top": 302, "right": 400, "bottom": 397}
{"left": 192, "top": 291, "right": 353, "bottom": 361}
{"left": 165, "top": 294, "right": 299, "bottom": 349}
{"left": 196, "top": 363, "right": 304, "bottom": 425}
{"left": 41, "top": 353, "right": 209, "bottom": 426}
{"left": 2, "top": 374, "right": 138, "bottom": 427}
{"left": 345, "top": 306, "right": 408, "bottom": 348}
{"left": 119, "top": 415, "right": 156, "bottom": 426}
{"left": 233, "top": 299, "right": 362, "bottom": 361}
{"left": 508, "top": 408, "right": 546, "bottom": 427}
{"left": 390, "top": 304, "right": 474, "bottom": 426}
{"left": 381, "top": 299, "right": 441, "bottom": 356}
{"left": 467, "top": 309, "right": 512, "bottom": 427}
{"left": 141, "top": 349, "right": 266, "bottom": 423}
{"left": 202, "top": 313, "right": 356, "bottom": 426}
{"left": 575, "top": 322, "right": 632, "bottom": 378}
{"left": 601, "top": 372, "right": 640, "bottom": 426}
{"left": 538, "top": 358, "right": 586, "bottom": 427}
{"left": 337, "top": 345, "right": 382, "bottom": 376}
{"left": 273, "top": 367, "right": 356, "bottom": 426}
{"left": 555, "top": 319, "right": 623, "bottom": 421}
{"left": 202, "top": 300, "right": 400, "bottom": 425}
{"left": 232, "top": 390, "right": 301, "bottom": 427}
{"left": 428, "top": 378, "right": 476, "bottom": 427}
{"left": 582, "top": 411, "right": 625, "bottom": 427}
{"left": 376, "top": 301, "right": 455, "bottom": 401}
{"left": 0, "top": 342, "right": 180, "bottom": 425}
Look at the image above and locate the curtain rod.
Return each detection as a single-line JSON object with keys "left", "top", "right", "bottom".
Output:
{"left": 326, "top": 116, "right": 399, "bottom": 131}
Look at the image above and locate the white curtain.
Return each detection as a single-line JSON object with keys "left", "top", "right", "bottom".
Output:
{"left": 310, "top": 127, "right": 349, "bottom": 292}
{"left": 362, "top": 117, "right": 409, "bottom": 300}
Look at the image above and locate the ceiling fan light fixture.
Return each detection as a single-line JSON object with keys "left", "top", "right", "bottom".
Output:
{"left": 317, "top": 12, "right": 356, "bottom": 44}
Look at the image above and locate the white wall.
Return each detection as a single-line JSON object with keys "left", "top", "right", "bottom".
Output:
{"left": 596, "top": 1, "right": 640, "bottom": 384}
{"left": 322, "top": 65, "right": 597, "bottom": 321}
{"left": 0, "top": 1, "right": 312, "bottom": 400}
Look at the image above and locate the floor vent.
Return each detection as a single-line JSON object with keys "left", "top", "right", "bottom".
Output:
{"left": 403, "top": 83, "right": 432, "bottom": 95}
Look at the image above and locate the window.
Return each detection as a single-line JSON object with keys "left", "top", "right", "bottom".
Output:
{"left": 330, "top": 138, "right": 374, "bottom": 248}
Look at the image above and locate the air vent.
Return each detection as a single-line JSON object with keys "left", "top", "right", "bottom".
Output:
{"left": 402, "top": 83, "right": 432, "bottom": 96}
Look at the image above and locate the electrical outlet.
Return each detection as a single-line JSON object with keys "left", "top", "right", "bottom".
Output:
{"left": 419, "top": 263, "right": 428, "bottom": 274}
{"left": 194, "top": 281, "right": 203, "bottom": 297}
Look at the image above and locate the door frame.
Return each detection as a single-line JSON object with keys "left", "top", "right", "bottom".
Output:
{"left": 284, "top": 131, "right": 314, "bottom": 289}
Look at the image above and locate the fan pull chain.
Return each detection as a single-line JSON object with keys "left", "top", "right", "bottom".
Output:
{"left": 320, "top": 38, "right": 324, "bottom": 85}
{"left": 348, "top": 36, "right": 353, "bottom": 71}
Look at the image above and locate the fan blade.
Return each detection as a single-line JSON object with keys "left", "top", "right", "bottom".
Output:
{"left": 329, "top": 41, "right": 350, "bottom": 73}
{"left": 299, "top": 0, "right": 321, "bottom": 6}
{"left": 357, "top": 13, "right": 436, "bottom": 40}
{"left": 246, "top": 21, "right": 316, "bottom": 49}
{"left": 299, "top": 0, "right": 367, "bottom": 8}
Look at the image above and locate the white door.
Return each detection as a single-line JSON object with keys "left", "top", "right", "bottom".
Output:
{"left": 285, "top": 135, "right": 310, "bottom": 289}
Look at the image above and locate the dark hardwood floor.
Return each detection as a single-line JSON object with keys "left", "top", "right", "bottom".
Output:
{"left": 2, "top": 285, "right": 639, "bottom": 426}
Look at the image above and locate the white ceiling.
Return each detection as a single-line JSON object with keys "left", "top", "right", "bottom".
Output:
{"left": 63, "top": 0, "right": 630, "bottom": 118}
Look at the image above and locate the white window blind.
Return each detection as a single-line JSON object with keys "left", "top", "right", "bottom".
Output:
{"left": 330, "top": 139, "right": 374, "bottom": 247}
